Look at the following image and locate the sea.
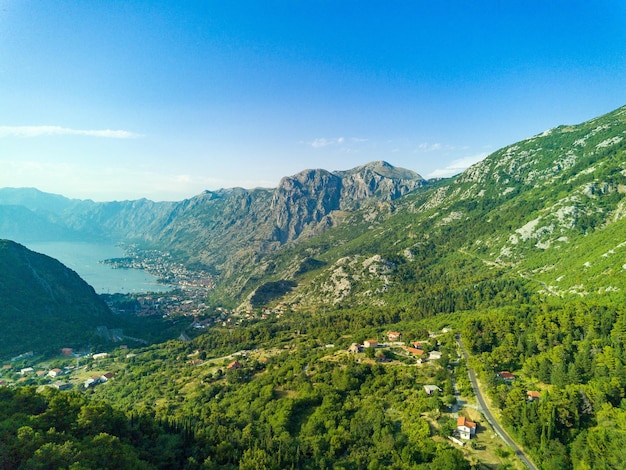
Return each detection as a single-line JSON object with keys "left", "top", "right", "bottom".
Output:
{"left": 23, "top": 241, "right": 172, "bottom": 295}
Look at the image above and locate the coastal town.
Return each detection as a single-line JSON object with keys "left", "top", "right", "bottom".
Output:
{"left": 101, "top": 245, "right": 215, "bottom": 291}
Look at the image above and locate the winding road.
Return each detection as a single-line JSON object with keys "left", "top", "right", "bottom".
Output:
{"left": 457, "top": 335, "right": 538, "bottom": 470}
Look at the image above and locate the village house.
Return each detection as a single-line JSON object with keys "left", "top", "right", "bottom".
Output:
{"left": 457, "top": 416, "right": 477, "bottom": 440}
{"left": 363, "top": 339, "right": 378, "bottom": 348}
{"left": 92, "top": 353, "right": 109, "bottom": 360}
{"left": 84, "top": 375, "right": 103, "bottom": 388}
{"left": 498, "top": 371, "right": 516, "bottom": 381}
{"left": 227, "top": 360, "right": 241, "bottom": 370}
{"left": 20, "top": 367, "right": 34, "bottom": 375}
{"left": 348, "top": 343, "right": 363, "bottom": 354}
{"left": 406, "top": 347, "right": 425, "bottom": 357}
{"left": 387, "top": 331, "right": 401, "bottom": 341}
{"left": 429, "top": 351, "right": 442, "bottom": 361}
{"left": 48, "top": 368, "right": 63, "bottom": 378}
{"left": 423, "top": 384, "right": 442, "bottom": 395}
{"left": 527, "top": 390, "right": 541, "bottom": 401}
{"left": 50, "top": 381, "right": 73, "bottom": 391}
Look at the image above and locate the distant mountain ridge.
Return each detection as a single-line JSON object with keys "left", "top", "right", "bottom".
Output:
{"left": 0, "top": 161, "right": 426, "bottom": 278}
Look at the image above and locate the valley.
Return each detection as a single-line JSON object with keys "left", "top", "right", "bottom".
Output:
{"left": 3, "top": 106, "right": 626, "bottom": 468}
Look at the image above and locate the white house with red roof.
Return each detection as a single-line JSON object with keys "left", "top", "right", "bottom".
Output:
{"left": 457, "top": 416, "right": 477, "bottom": 440}
{"left": 363, "top": 339, "right": 378, "bottom": 348}
{"left": 387, "top": 331, "right": 401, "bottom": 341}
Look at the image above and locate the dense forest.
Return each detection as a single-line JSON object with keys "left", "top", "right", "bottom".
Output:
{"left": 1, "top": 324, "right": 472, "bottom": 469}
{"left": 463, "top": 299, "right": 626, "bottom": 469}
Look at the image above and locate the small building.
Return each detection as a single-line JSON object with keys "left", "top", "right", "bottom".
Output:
{"left": 363, "top": 339, "right": 378, "bottom": 348}
{"left": 84, "top": 378, "right": 95, "bottom": 388}
{"left": 527, "top": 390, "right": 541, "bottom": 401}
{"left": 424, "top": 384, "right": 442, "bottom": 395}
{"left": 498, "top": 371, "right": 516, "bottom": 381}
{"left": 50, "top": 381, "right": 73, "bottom": 391}
{"left": 227, "top": 360, "right": 241, "bottom": 370}
{"left": 407, "top": 347, "right": 425, "bottom": 356}
{"left": 20, "top": 367, "right": 34, "bottom": 375}
{"left": 457, "top": 416, "right": 477, "bottom": 440}
{"left": 48, "top": 368, "right": 63, "bottom": 378}
{"left": 387, "top": 331, "right": 401, "bottom": 341}
{"left": 92, "top": 353, "right": 109, "bottom": 360}
{"left": 429, "top": 351, "right": 442, "bottom": 361}
{"left": 60, "top": 348, "right": 74, "bottom": 357}
{"left": 84, "top": 375, "right": 103, "bottom": 388}
{"left": 348, "top": 343, "right": 363, "bottom": 354}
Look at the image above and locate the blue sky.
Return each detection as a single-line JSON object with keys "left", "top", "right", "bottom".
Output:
{"left": 1, "top": 1, "right": 625, "bottom": 201}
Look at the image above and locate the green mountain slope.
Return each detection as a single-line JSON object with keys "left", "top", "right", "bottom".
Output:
{"left": 233, "top": 105, "right": 626, "bottom": 311}
{"left": 0, "top": 240, "right": 118, "bottom": 357}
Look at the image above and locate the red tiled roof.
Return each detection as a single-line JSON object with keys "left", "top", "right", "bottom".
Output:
{"left": 407, "top": 347, "right": 425, "bottom": 355}
{"left": 457, "top": 416, "right": 476, "bottom": 429}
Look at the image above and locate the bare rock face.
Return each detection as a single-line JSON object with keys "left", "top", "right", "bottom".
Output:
{"left": 270, "top": 161, "right": 425, "bottom": 243}
{"left": 270, "top": 169, "right": 343, "bottom": 243}
{"left": 336, "top": 161, "right": 425, "bottom": 208}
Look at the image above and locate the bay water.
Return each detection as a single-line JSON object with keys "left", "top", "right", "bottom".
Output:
{"left": 24, "top": 241, "right": 171, "bottom": 294}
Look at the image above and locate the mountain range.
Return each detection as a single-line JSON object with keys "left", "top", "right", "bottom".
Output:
{"left": 2, "top": 106, "right": 626, "bottom": 311}
{"left": 2, "top": 104, "right": 626, "bottom": 469}
{"left": 4, "top": 106, "right": 626, "bottom": 310}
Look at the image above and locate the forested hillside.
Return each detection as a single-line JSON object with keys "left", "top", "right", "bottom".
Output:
{"left": 0, "top": 240, "right": 118, "bottom": 357}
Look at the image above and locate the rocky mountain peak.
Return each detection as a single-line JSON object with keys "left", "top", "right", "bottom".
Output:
{"left": 268, "top": 162, "right": 425, "bottom": 243}
{"left": 336, "top": 160, "right": 423, "bottom": 181}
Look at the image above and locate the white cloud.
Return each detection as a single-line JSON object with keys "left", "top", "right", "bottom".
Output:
{"left": 306, "top": 136, "right": 368, "bottom": 148}
{"left": 307, "top": 137, "right": 345, "bottom": 148}
{"left": 0, "top": 125, "right": 142, "bottom": 139}
{"left": 427, "top": 153, "right": 487, "bottom": 179}
{"left": 417, "top": 142, "right": 443, "bottom": 152}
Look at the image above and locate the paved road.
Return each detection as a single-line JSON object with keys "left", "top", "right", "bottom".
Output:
{"left": 457, "top": 335, "right": 538, "bottom": 470}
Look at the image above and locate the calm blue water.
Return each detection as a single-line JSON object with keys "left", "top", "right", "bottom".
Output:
{"left": 24, "top": 241, "right": 172, "bottom": 294}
